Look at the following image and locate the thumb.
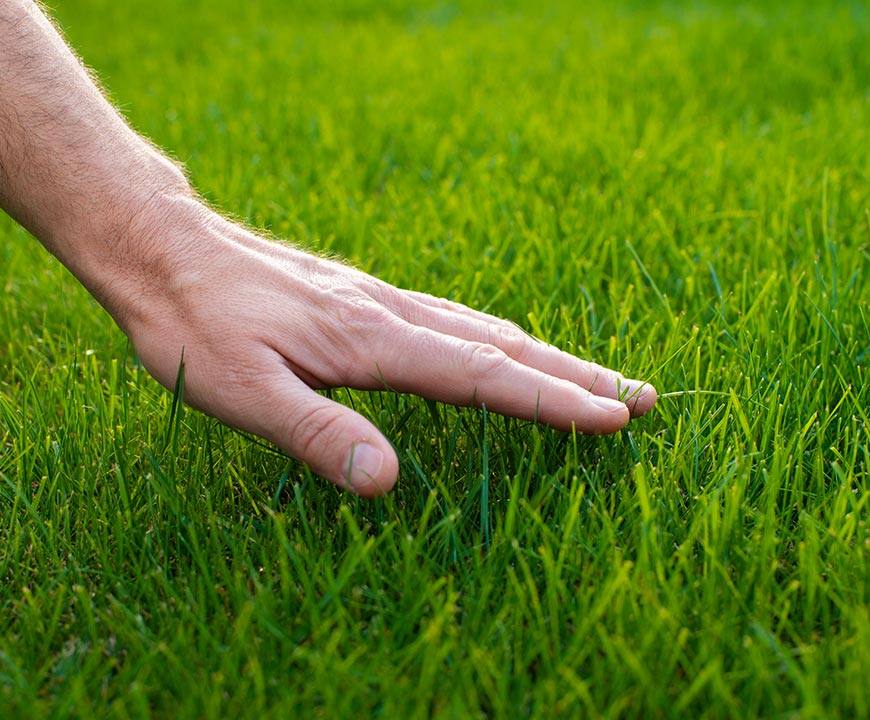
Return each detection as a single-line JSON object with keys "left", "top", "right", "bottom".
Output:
{"left": 255, "top": 368, "right": 399, "bottom": 497}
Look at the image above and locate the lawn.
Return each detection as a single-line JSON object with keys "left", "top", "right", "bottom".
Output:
{"left": 1, "top": 0, "right": 868, "bottom": 716}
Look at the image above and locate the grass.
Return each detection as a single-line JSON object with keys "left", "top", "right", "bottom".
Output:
{"left": 1, "top": 0, "right": 868, "bottom": 716}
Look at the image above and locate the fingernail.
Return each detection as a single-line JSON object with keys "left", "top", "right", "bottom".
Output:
{"left": 343, "top": 442, "right": 384, "bottom": 489}
{"left": 619, "top": 377, "right": 657, "bottom": 413}
{"left": 590, "top": 395, "right": 628, "bottom": 413}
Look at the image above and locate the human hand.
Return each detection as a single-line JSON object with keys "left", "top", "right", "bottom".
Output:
{"left": 0, "top": 1, "right": 655, "bottom": 497}
{"left": 84, "top": 193, "right": 657, "bottom": 497}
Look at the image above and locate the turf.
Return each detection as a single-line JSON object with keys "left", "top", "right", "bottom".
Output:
{"left": 1, "top": 0, "right": 868, "bottom": 717}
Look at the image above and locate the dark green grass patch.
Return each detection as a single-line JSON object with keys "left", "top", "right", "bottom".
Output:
{"left": 1, "top": 0, "right": 868, "bottom": 717}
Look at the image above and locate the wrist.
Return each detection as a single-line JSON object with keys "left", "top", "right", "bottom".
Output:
{"left": 66, "top": 151, "right": 201, "bottom": 330}
{"left": 80, "top": 144, "right": 193, "bottom": 256}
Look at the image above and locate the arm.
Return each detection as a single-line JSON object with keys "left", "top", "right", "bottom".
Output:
{"left": 0, "top": 0, "right": 656, "bottom": 496}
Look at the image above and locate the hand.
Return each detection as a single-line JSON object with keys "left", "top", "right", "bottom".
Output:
{"left": 89, "top": 193, "right": 657, "bottom": 497}
{"left": 0, "top": 1, "right": 655, "bottom": 497}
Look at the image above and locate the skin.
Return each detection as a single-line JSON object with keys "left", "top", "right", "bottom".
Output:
{"left": 0, "top": 0, "right": 657, "bottom": 497}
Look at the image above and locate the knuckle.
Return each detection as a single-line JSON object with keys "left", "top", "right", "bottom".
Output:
{"left": 579, "top": 360, "right": 611, "bottom": 391}
{"left": 332, "top": 288, "right": 391, "bottom": 334}
{"left": 463, "top": 342, "right": 510, "bottom": 380}
{"left": 288, "top": 404, "right": 345, "bottom": 458}
{"left": 493, "top": 324, "right": 532, "bottom": 360}
{"left": 316, "top": 288, "right": 395, "bottom": 382}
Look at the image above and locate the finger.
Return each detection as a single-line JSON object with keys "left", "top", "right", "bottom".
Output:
{"left": 252, "top": 365, "right": 399, "bottom": 497}
{"left": 372, "top": 323, "right": 630, "bottom": 434}
{"left": 401, "top": 299, "right": 657, "bottom": 417}
{"left": 402, "top": 289, "right": 523, "bottom": 330}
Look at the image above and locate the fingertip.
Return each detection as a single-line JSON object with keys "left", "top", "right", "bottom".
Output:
{"left": 587, "top": 394, "right": 631, "bottom": 433}
{"left": 340, "top": 440, "right": 399, "bottom": 498}
{"left": 621, "top": 378, "right": 658, "bottom": 417}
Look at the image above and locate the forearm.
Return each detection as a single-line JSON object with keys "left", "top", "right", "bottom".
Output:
{"left": 0, "top": 0, "right": 189, "bottom": 290}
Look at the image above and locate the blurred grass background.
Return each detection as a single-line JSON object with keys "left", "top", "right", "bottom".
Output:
{"left": 1, "top": 0, "right": 868, "bottom": 717}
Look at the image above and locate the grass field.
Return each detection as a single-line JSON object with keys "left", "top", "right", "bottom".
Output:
{"left": 1, "top": 0, "right": 868, "bottom": 716}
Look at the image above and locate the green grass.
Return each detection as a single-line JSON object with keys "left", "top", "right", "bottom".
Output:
{"left": 1, "top": 0, "right": 868, "bottom": 716}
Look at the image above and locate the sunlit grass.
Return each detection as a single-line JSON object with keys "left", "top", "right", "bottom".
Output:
{"left": 1, "top": 0, "right": 868, "bottom": 717}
